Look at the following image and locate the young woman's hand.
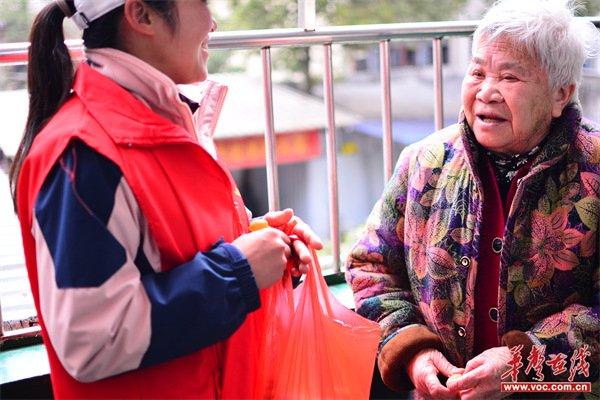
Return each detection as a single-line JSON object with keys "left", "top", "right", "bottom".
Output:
{"left": 232, "top": 228, "right": 291, "bottom": 289}
{"left": 262, "top": 208, "right": 323, "bottom": 276}
{"left": 445, "top": 346, "right": 512, "bottom": 400}
{"left": 407, "top": 348, "right": 464, "bottom": 399}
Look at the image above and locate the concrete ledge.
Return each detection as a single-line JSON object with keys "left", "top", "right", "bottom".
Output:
{"left": 0, "top": 344, "right": 49, "bottom": 385}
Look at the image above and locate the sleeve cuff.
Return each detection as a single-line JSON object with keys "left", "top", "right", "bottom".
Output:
{"left": 378, "top": 324, "right": 444, "bottom": 392}
{"left": 501, "top": 330, "right": 536, "bottom": 383}
{"left": 501, "top": 330, "right": 534, "bottom": 359}
{"left": 220, "top": 242, "right": 261, "bottom": 312}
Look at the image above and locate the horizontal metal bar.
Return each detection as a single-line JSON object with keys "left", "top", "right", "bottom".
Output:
{"left": 0, "top": 39, "right": 84, "bottom": 65}
{"left": 211, "top": 20, "right": 477, "bottom": 49}
{"left": 209, "top": 17, "right": 599, "bottom": 49}
{"left": 1, "top": 17, "right": 597, "bottom": 64}
{"left": 0, "top": 325, "right": 41, "bottom": 342}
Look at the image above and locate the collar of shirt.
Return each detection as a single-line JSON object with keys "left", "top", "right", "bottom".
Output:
{"left": 85, "top": 47, "right": 198, "bottom": 139}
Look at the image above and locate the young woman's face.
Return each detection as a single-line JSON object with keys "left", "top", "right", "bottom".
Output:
{"left": 155, "top": 0, "right": 216, "bottom": 84}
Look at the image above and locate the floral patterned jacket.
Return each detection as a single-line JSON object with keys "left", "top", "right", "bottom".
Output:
{"left": 346, "top": 106, "right": 599, "bottom": 387}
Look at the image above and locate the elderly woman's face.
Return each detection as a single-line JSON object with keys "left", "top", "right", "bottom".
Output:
{"left": 461, "top": 39, "right": 565, "bottom": 154}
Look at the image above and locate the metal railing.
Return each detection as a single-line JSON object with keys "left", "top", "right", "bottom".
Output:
{"left": 1, "top": 17, "right": 599, "bottom": 341}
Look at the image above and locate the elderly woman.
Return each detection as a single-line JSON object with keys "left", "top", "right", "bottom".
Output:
{"left": 346, "top": 0, "right": 599, "bottom": 398}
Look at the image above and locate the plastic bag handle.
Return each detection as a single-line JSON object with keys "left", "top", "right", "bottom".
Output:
{"left": 304, "top": 247, "right": 334, "bottom": 317}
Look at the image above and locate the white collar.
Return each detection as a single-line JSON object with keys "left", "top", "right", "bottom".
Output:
{"left": 85, "top": 47, "right": 197, "bottom": 137}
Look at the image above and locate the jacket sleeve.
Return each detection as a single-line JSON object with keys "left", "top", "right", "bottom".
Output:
{"left": 345, "top": 145, "right": 443, "bottom": 392}
{"left": 33, "top": 141, "right": 259, "bottom": 383}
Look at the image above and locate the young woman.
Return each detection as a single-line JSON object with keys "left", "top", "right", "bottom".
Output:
{"left": 10, "top": 0, "right": 322, "bottom": 398}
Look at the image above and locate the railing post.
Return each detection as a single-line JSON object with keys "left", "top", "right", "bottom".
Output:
{"left": 261, "top": 47, "right": 280, "bottom": 211}
{"left": 379, "top": 40, "right": 394, "bottom": 183}
{"left": 322, "top": 43, "right": 341, "bottom": 273}
{"left": 433, "top": 36, "right": 445, "bottom": 131}
{"left": 298, "top": 0, "right": 316, "bottom": 31}
{"left": 0, "top": 297, "right": 4, "bottom": 341}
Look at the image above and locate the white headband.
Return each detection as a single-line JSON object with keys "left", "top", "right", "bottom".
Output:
{"left": 71, "top": 0, "right": 125, "bottom": 29}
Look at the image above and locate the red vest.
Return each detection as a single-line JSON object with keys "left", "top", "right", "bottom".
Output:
{"left": 17, "top": 64, "right": 256, "bottom": 398}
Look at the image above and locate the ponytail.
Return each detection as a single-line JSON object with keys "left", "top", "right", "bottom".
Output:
{"left": 9, "top": 1, "right": 74, "bottom": 208}
{"left": 9, "top": 0, "right": 178, "bottom": 209}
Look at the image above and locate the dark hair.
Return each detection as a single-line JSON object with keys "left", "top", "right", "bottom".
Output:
{"left": 84, "top": 1, "right": 178, "bottom": 49}
{"left": 9, "top": 0, "right": 177, "bottom": 208}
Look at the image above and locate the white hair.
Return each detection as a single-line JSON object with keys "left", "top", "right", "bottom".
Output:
{"left": 473, "top": 0, "right": 600, "bottom": 104}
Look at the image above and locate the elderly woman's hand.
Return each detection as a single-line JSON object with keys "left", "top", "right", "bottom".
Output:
{"left": 407, "top": 348, "right": 464, "bottom": 399}
{"left": 446, "top": 346, "right": 512, "bottom": 400}
{"left": 262, "top": 208, "right": 323, "bottom": 276}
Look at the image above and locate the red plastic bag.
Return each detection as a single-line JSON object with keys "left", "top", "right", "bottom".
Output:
{"left": 221, "top": 270, "right": 293, "bottom": 399}
{"left": 269, "top": 248, "right": 381, "bottom": 399}
{"left": 224, "top": 248, "right": 381, "bottom": 399}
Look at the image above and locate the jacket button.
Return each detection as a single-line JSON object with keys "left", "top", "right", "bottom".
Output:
{"left": 457, "top": 326, "right": 466, "bottom": 337}
{"left": 489, "top": 307, "right": 499, "bottom": 323}
{"left": 492, "top": 237, "right": 503, "bottom": 254}
{"left": 459, "top": 256, "right": 470, "bottom": 267}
